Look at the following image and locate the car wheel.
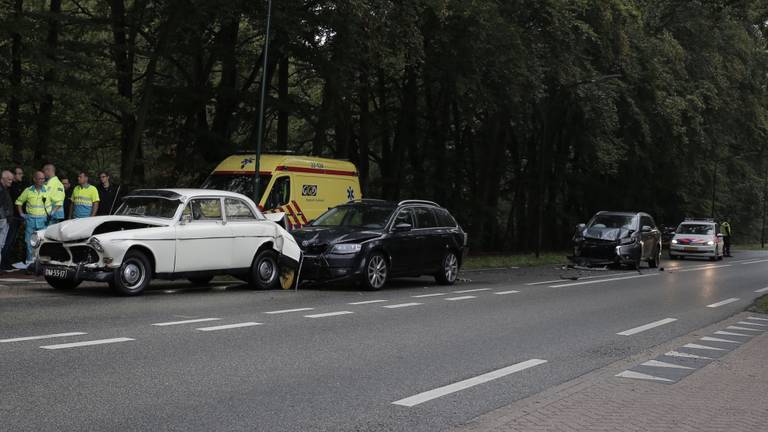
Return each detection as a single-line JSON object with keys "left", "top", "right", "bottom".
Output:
{"left": 250, "top": 250, "right": 280, "bottom": 290}
{"left": 648, "top": 246, "right": 661, "bottom": 268}
{"left": 362, "top": 252, "right": 388, "bottom": 291}
{"left": 435, "top": 251, "right": 460, "bottom": 285}
{"left": 45, "top": 277, "right": 81, "bottom": 290}
{"left": 189, "top": 276, "right": 214, "bottom": 286}
{"left": 112, "top": 250, "right": 152, "bottom": 296}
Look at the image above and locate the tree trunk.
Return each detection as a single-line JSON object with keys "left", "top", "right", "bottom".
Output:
{"left": 357, "top": 71, "right": 370, "bottom": 194}
{"left": 210, "top": 12, "right": 240, "bottom": 160}
{"left": 8, "top": 0, "right": 23, "bottom": 163}
{"left": 33, "top": 0, "right": 60, "bottom": 166}
{"left": 277, "top": 56, "right": 289, "bottom": 150}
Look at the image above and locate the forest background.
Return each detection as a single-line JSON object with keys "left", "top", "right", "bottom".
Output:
{"left": 1, "top": 0, "right": 767, "bottom": 252}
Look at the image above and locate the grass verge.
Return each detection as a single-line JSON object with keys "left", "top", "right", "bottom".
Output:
{"left": 734, "top": 243, "right": 768, "bottom": 251}
{"left": 463, "top": 252, "right": 568, "bottom": 270}
{"left": 748, "top": 295, "right": 768, "bottom": 314}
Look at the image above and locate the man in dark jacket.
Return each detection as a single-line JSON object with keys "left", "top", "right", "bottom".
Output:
{"left": 0, "top": 170, "right": 13, "bottom": 271}
{"left": 96, "top": 171, "right": 121, "bottom": 216}
{"left": 1, "top": 166, "right": 26, "bottom": 270}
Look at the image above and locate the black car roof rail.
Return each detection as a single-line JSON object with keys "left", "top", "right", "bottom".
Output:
{"left": 346, "top": 198, "right": 389, "bottom": 203}
{"left": 398, "top": 199, "right": 439, "bottom": 207}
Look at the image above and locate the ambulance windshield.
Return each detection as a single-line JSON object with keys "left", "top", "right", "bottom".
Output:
{"left": 201, "top": 174, "right": 271, "bottom": 201}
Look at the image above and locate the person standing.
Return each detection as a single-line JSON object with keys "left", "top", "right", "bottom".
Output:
{"left": 70, "top": 171, "right": 100, "bottom": 219}
{"left": 1, "top": 166, "right": 26, "bottom": 270}
{"left": 0, "top": 171, "right": 14, "bottom": 272}
{"left": 721, "top": 220, "right": 732, "bottom": 257}
{"left": 15, "top": 171, "right": 51, "bottom": 264}
{"left": 96, "top": 171, "right": 121, "bottom": 216}
{"left": 61, "top": 174, "right": 72, "bottom": 219}
{"left": 42, "top": 163, "right": 65, "bottom": 224}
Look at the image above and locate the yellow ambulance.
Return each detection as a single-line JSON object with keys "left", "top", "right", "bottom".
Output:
{"left": 201, "top": 152, "right": 362, "bottom": 229}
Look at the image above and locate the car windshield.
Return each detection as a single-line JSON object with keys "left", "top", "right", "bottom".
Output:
{"left": 677, "top": 224, "right": 714, "bottom": 235}
{"left": 201, "top": 174, "right": 272, "bottom": 202}
{"left": 587, "top": 214, "right": 636, "bottom": 230}
{"left": 311, "top": 205, "right": 394, "bottom": 229}
{"left": 115, "top": 197, "right": 182, "bottom": 219}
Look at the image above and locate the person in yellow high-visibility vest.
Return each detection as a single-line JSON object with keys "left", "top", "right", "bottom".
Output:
{"left": 15, "top": 171, "right": 51, "bottom": 263}
{"left": 70, "top": 171, "right": 100, "bottom": 219}
{"left": 43, "top": 163, "right": 65, "bottom": 223}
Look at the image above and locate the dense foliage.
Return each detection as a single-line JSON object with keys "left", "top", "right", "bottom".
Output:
{"left": 1, "top": 0, "right": 767, "bottom": 251}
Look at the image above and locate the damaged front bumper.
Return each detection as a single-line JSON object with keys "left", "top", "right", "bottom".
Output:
{"left": 32, "top": 260, "right": 118, "bottom": 282}
{"left": 568, "top": 241, "right": 642, "bottom": 267}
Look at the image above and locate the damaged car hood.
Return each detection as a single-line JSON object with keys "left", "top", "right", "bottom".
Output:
{"left": 44, "top": 216, "right": 170, "bottom": 242}
{"left": 583, "top": 227, "right": 632, "bottom": 241}
{"left": 292, "top": 226, "right": 382, "bottom": 248}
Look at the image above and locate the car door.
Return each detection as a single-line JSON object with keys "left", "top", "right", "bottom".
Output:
{"left": 385, "top": 208, "right": 421, "bottom": 275}
{"left": 174, "top": 198, "right": 232, "bottom": 272}
{"left": 413, "top": 206, "right": 442, "bottom": 271}
{"left": 639, "top": 216, "right": 658, "bottom": 259}
{"left": 224, "top": 198, "right": 274, "bottom": 270}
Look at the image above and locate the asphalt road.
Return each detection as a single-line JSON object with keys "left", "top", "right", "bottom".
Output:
{"left": 2, "top": 250, "right": 768, "bottom": 431}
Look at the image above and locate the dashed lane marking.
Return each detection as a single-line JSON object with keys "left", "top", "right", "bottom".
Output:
{"left": 392, "top": 359, "right": 547, "bottom": 407}
{"left": 383, "top": 303, "right": 422, "bottom": 309}
{"left": 736, "top": 321, "right": 768, "bottom": 327}
{"left": 412, "top": 293, "right": 447, "bottom": 298}
{"left": 682, "top": 343, "right": 727, "bottom": 351}
{"left": 674, "top": 264, "right": 732, "bottom": 272}
{"left": 348, "top": 300, "right": 388, "bottom": 305}
{"left": 1, "top": 332, "right": 87, "bottom": 343}
{"left": 706, "top": 298, "right": 740, "bottom": 308}
{"left": 754, "top": 287, "right": 768, "bottom": 293}
{"left": 700, "top": 336, "right": 740, "bottom": 344}
{"left": 665, "top": 351, "right": 712, "bottom": 360}
{"left": 525, "top": 273, "right": 625, "bottom": 286}
{"left": 452, "top": 288, "right": 491, "bottom": 294}
{"left": 445, "top": 296, "right": 476, "bottom": 301}
{"left": 152, "top": 318, "right": 221, "bottom": 326}
{"left": 304, "top": 311, "right": 353, "bottom": 318}
{"left": 196, "top": 322, "right": 262, "bottom": 332}
{"left": 549, "top": 273, "right": 659, "bottom": 288}
{"left": 715, "top": 330, "right": 752, "bottom": 337}
{"left": 617, "top": 318, "right": 677, "bottom": 336}
{"left": 40, "top": 337, "right": 135, "bottom": 350}
{"left": 747, "top": 316, "right": 768, "bottom": 321}
{"left": 264, "top": 308, "right": 314, "bottom": 315}
{"left": 615, "top": 370, "right": 673, "bottom": 383}
{"left": 740, "top": 259, "right": 768, "bottom": 265}
{"left": 727, "top": 326, "right": 765, "bottom": 332}
{"left": 640, "top": 360, "right": 694, "bottom": 370}
{"left": 494, "top": 290, "right": 520, "bottom": 295}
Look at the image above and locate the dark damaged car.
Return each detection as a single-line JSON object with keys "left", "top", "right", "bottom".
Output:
{"left": 292, "top": 200, "right": 467, "bottom": 290}
{"left": 570, "top": 211, "right": 662, "bottom": 269}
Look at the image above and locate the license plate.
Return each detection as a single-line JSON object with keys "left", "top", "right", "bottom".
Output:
{"left": 684, "top": 247, "right": 698, "bottom": 252}
{"left": 44, "top": 266, "right": 72, "bottom": 279}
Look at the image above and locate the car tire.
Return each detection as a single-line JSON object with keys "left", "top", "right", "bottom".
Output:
{"left": 648, "top": 246, "right": 661, "bottom": 268}
{"left": 250, "top": 250, "right": 280, "bottom": 290}
{"left": 45, "top": 277, "right": 81, "bottom": 290}
{"left": 189, "top": 276, "right": 214, "bottom": 286}
{"left": 112, "top": 250, "right": 152, "bottom": 296}
{"left": 435, "top": 250, "right": 460, "bottom": 285}
{"left": 362, "top": 252, "right": 388, "bottom": 291}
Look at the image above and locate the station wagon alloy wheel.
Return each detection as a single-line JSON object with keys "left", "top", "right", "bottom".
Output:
{"left": 366, "top": 253, "right": 388, "bottom": 290}
{"left": 436, "top": 251, "right": 459, "bottom": 285}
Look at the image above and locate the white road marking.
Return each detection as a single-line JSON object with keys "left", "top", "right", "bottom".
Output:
{"left": 617, "top": 318, "right": 677, "bottom": 336}
{"left": 348, "top": 300, "right": 388, "bottom": 305}
{"left": 264, "top": 308, "right": 314, "bottom": 315}
{"left": 754, "top": 287, "right": 768, "bottom": 293}
{"left": 452, "top": 288, "right": 491, "bottom": 294}
{"left": 737, "top": 321, "right": 768, "bottom": 327}
{"left": 0, "top": 278, "right": 35, "bottom": 282}
{"left": 665, "top": 351, "right": 712, "bottom": 360}
{"left": 412, "top": 293, "right": 447, "bottom": 298}
{"left": 392, "top": 359, "right": 547, "bottom": 407}
{"left": 675, "top": 264, "right": 731, "bottom": 272}
{"left": 383, "top": 303, "right": 422, "bottom": 309}
{"left": 701, "top": 336, "right": 740, "bottom": 344}
{"left": 747, "top": 316, "right": 768, "bottom": 321}
{"left": 550, "top": 273, "right": 658, "bottom": 288}
{"left": 740, "top": 259, "right": 768, "bottom": 265}
{"left": 494, "top": 290, "right": 520, "bottom": 295}
{"left": 446, "top": 296, "right": 476, "bottom": 301}
{"left": 706, "top": 298, "right": 740, "bottom": 308}
{"left": 40, "top": 337, "right": 135, "bottom": 350}
{"left": 304, "top": 311, "right": 353, "bottom": 318}
{"left": 525, "top": 273, "right": 624, "bottom": 286}
{"left": 1, "top": 332, "right": 87, "bottom": 343}
{"left": 640, "top": 360, "right": 693, "bottom": 370}
{"left": 615, "top": 370, "right": 673, "bottom": 382}
{"left": 715, "top": 330, "right": 751, "bottom": 337}
{"left": 196, "top": 322, "right": 262, "bottom": 332}
{"left": 682, "top": 343, "right": 726, "bottom": 351}
{"left": 152, "top": 318, "right": 221, "bottom": 326}
{"left": 727, "top": 326, "right": 765, "bottom": 332}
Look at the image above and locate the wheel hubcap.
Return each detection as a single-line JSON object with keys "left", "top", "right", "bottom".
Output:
{"left": 122, "top": 262, "right": 143, "bottom": 288}
{"left": 259, "top": 258, "right": 275, "bottom": 282}
{"left": 368, "top": 256, "right": 386, "bottom": 288}
{"left": 445, "top": 254, "right": 458, "bottom": 281}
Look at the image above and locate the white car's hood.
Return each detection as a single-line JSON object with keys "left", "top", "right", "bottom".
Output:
{"left": 44, "top": 216, "right": 170, "bottom": 242}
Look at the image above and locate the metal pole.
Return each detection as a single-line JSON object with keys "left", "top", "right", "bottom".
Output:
{"left": 254, "top": 0, "right": 273, "bottom": 204}
{"left": 710, "top": 162, "right": 717, "bottom": 218}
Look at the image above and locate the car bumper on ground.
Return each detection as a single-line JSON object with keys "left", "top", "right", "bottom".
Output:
{"left": 32, "top": 261, "right": 117, "bottom": 282}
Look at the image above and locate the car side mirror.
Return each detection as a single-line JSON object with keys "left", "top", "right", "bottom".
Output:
{"left": 394, "top": 223, "right": 412, "bottom": 232}
{"left": 576, "top": 223, "right": 586, "bottom": 231}
{"left": 641, "top": 225, "right": 652, "bottom": 232}
{"left": 180, "top": 213, "right": 192, "bottom": 225}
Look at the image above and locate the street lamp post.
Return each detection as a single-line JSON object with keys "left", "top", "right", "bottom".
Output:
{"left": 254, "top": 0, "right": 273, "bottom": 204}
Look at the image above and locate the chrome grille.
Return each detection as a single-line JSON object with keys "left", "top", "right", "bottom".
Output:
{"left": 39, "top": 243, "right": 70, "bottom": 262}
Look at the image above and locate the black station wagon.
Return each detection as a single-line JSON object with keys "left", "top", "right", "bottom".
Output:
{"left": 292, "top": 200, "right": 468, "bottom": 290}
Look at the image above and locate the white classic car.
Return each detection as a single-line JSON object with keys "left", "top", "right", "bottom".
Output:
{"left": 32, "top": 189, "right": 302, "bottom": 295}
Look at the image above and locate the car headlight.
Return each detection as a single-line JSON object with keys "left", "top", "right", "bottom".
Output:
{"left": 331, "top": 243, "right": 362, "bottom": 254}
{"left": 30, "top": 232, "right": 42, "bottom": 249}
{"left": 671, "top": 239, "right": 678, "bottom": 244}
{"left": 88, "top": 237, "right": 104, "bottom": 252}
{"left": 707, "top": 240, "right": 714, "bottom": 246}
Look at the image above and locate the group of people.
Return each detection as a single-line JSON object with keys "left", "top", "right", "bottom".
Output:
{"left": 0, "top": 164, "right": 122, "bottom": 270}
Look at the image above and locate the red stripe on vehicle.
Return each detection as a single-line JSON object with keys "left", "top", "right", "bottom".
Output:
{"left": 284, "top": 203, "right": 302, "bottom": 229}
{"left": 213, "top": 171, "right": 272, "bottom": 176}
{"left": 274, "top": 165, "right": 358, "bottom": 177}
{"left": 291, "top": 200, "right": 309, "bottom": 224}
